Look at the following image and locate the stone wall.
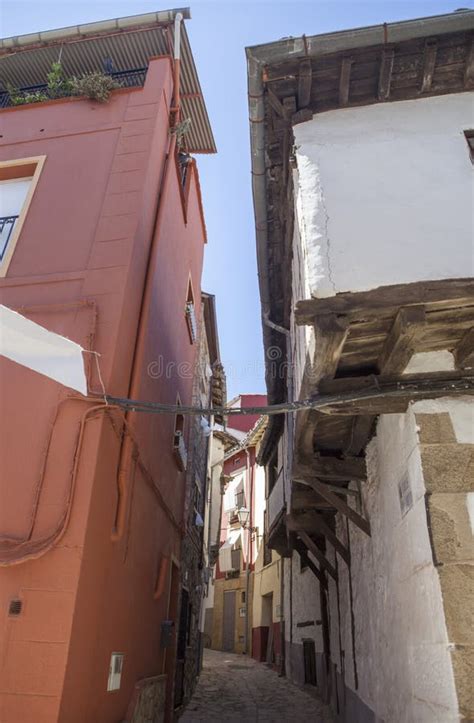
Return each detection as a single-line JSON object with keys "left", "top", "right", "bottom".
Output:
{"left": 417, "top": 406, "right": 474, "bottom": 720}
{"left": 126, "top": 675, "right": 167, "bottom": 723}
{"left": 322, "top": 399, "right": 473, "bottom": 722}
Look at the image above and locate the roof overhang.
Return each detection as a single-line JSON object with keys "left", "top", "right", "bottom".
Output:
{"left": 0, "top": 8, "right": 216, "bottom": 154}
{"left": 246, "top": 9, "right": 474, "bottom": 464}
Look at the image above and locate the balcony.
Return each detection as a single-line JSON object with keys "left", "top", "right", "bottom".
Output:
{"left": 267, "top": 469, "right": 290, "bottom": 556}
{"left": 0, "top": 68, "right": 147, "bottom": 109}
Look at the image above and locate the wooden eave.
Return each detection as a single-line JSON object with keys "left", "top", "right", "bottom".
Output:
{"left": 290, "top": 279, "right": 474, "bottom": 525}
{"left": 253, "top": 26, "right": 474, "bottom": 467}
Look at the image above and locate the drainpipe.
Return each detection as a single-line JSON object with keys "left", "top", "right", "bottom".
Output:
{"left": 243, "top": 447, "right": 254, "bottom": 656}
{"left": 171, "top": 12, "right": 183, "bottom": 125}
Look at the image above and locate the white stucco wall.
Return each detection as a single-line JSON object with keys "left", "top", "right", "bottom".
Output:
{"left": 326, "top": 403, "right": 462, "bottom": 722}
{"left": 293, "top": 92, "right": 474, "bottom": 298}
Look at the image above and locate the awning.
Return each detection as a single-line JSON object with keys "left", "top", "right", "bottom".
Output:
{"left": 218, "top": 528, "right": 241, "bottom": 572}
{"left": 0, "top": 304, "right": 87, "bottom": 394}
{"left": 223, "top": 472, "right": 245, "bottom": 513}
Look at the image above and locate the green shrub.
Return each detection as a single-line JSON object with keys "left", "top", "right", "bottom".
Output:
{"left": 70, "top": 72, "right": 120, "bottom": 103}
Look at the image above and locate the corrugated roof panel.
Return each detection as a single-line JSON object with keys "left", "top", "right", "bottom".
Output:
{"left": 0, "top": 19, "right": 215, "bottom": 153}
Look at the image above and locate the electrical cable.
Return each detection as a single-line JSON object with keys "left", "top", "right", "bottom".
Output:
{"left": 104, "top": 373, "right": 474, "bottom": 418}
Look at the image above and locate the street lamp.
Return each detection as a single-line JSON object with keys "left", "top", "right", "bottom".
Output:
{"left": 237, "top": 505, "right": 258, "bottom": 657}
{"left": 237, "top": 506, "right": 250, "bottom": 528}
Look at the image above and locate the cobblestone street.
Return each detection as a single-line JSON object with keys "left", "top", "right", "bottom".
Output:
{"left": 179, "top": 649, "right": 334, "bottom": 722}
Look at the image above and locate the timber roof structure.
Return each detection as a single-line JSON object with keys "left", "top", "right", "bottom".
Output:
{"left": 0, "top": 8, "right": 216, "bottom": 154}
{"left": 247, "top": 9, "right": 474, "bottom": 466}
{"left": 247, "top": 11, "right": 474, "bottom": 552}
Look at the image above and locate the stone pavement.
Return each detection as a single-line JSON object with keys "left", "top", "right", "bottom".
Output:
{"left": 179, "top": 649, "right": 334, "bottom": 722}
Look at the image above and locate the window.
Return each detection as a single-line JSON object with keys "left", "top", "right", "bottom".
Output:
{"left": 241, "top": 591, "right": 246, "bottom": 604}
{"left": 235, "top": 489, "right": 245, "bottom": 509}
{"left": 176, "top": 150, "right": 194, "bottom": 222}
{"left": 107, "top": 653, "right": 124, "bottom": 692}
{"left": 464, "top": 130, "right": 474, "bottom": 163}
{"left": 0, "top": 157, "right": 45, "bottom": 276}
{"left": 185, "top": 278, "right": 197, "bottom": 344}
{"left": 173, "top": 397, "right": 187, "bottom": 471}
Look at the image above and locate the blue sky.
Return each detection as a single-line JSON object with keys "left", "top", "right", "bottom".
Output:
{"left": 1, "top": 0, "right": 463, "bottom": 398}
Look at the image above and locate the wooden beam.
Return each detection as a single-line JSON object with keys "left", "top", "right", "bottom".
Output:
{"left": 295, "top": 541, "right": 328, "bottom": 588}
{"left": 292, "top": 489, "right": 335, "bottom": 511}
{"left": 339, "top": 57, "right": 353, "bottom": 106}
{"left": 267, "top": 87, "right": 287, "bottom": 119}
{"left": 298, "top": 530, "right": 338, "bottom": 580}
{"left": 464, "top": 36, "right": 474, "bottom": 89}
{"left": 297, "top": 58, "right": 312, "bottom": 109}
{"left": 294, "top": 455, "right": 366, "bottom": 481}
{"left": 421, "top": 40, "right": 438, "bottom": 93}
{"left": 315, "top": 371, "right": 474, "bottom": 416}
{"left": 455, "top": 327, "right": 474, "bottom": 370}
{"left": 344, "top": 415, "right": 375, "bottom": 456}
{"left": 294, "top": 279, "right": 474, "bottom": 324}
{"left": 302, "top": 478, "right": 371, "bottom": 537}
{"left": 313, "top": 314, "right": 350, "bottom": 382}
{"left": 294, "top": 482, "right": 359, "bottom": 498}
{"left": 378, "top": 48, "right": 394, "bottom": 101}
{"left": 296, "top": 315, "right": 349, "bottom": 459}
{"left": 288, "top": 513, "right": 350, "bottom": 565}
{"left": 377, "top": 305, "right": 426, "bottom": 374}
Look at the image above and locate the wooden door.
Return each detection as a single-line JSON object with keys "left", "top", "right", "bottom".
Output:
{"left": 222, "top": 590, "right": 236, "bottom": 652}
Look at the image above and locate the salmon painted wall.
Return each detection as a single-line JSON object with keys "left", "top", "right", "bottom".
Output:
{"left": 227, "top": 394, "right": 267, "bottom": 434}
{"left": 0, "top": 56, "right": 207, "bottom": 723}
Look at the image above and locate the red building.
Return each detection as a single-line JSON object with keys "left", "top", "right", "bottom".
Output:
{"left": 0, "top": 10, "right": 215, "bottom": 722}
{"left": 209, "top": 395, "right": 269, "bottom": 655}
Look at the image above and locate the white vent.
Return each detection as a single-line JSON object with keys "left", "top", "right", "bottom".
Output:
{"left": 107, "top": 652, "right": 124, "bottom": 691}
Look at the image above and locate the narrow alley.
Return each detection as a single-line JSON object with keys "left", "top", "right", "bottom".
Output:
{"left": 179, "top": 650, "right": 334, "bottom": 722}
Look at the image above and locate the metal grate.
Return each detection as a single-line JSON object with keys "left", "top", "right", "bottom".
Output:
{"left": 8, "top": 599, "right": 22, "bottom": 616}
{"left": 0, "top": 68, "right": 147, "bottom": 108}
{"left": 0, "top": 215, "right": 19, "bottom": 260}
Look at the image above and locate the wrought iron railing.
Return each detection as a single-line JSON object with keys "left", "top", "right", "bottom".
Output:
{"left": 0, "top": 67, "right": 147, "bottom": 108}
{"left": 0, "top": 215, "right": 19, "bottom": 260}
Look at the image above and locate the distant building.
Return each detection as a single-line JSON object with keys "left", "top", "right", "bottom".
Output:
{"left": 208, "top": 394, "right": 282, "bottom": 667}
{"left": 247, "top": 9, "right": 474, "bottom": 723}
{"left": 0, "top": 9, "right": 216, "bottom": 723}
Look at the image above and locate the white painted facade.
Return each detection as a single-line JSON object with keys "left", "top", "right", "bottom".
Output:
{"left": 293, "top": 93, "right": 474, "bottom": 299}
{"left": 328, "top": 402, "right": 466, "bottom": 722}
{"left": 278, "top": 91, "right": 474, "bottom": 719}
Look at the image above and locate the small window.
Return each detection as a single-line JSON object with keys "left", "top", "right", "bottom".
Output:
{"left": 173, "top": 397, "right": 187, "bottom": 471}
{"left": 185, "top": 278, "right": 197, "bottom": 344}
{"left": 0, "top": 157, "right": 45, "bottom": 276}
{"left": 241, "top": 591, "right": 246, "bottom": 604}
{"left": 464, "top": 130, "right": 474, "bottom": 163}
{"left": 107, "top": 653, "right": 124, "bottom": 692}
{"left": 235, "top": 489, "right": 245, "bottom": 509}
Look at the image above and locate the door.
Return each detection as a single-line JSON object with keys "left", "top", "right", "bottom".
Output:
{"left": 222, "top": 590, "right": 236, "bottom": 652}
{"left": 303, "top": 639, "right": 317, "bottom": 686}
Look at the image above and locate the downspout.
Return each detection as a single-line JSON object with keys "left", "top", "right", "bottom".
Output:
{"left": 112, "top": 11, "right": 184, "bottom": 542}
{"left": 247, "top": 52, "right": 271, "bottom": 325}
{"left": 243, "top": 447, "right": 252, "bottom": 655}
{"left": 171, "top": 12, "right": 183, "bottom": 125}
